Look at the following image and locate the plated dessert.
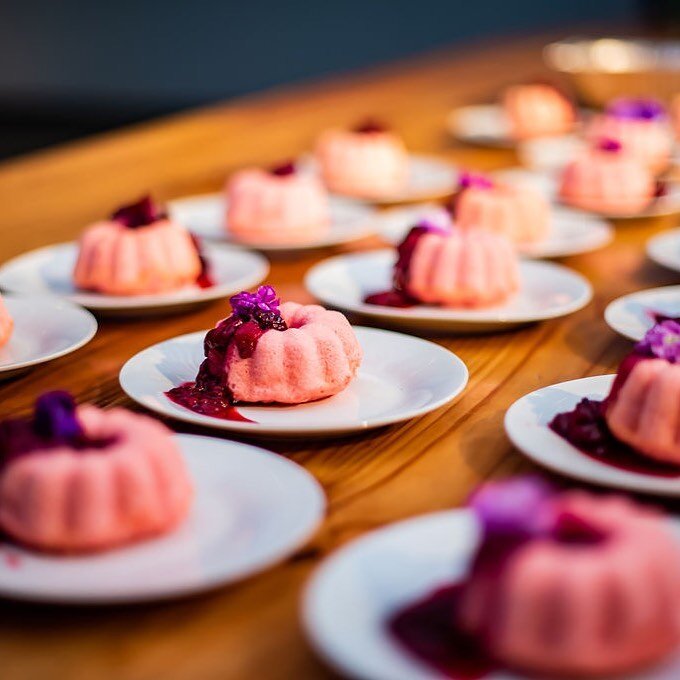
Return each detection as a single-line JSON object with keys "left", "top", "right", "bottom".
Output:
{"left": 226, "top": 160, "right": 331, "bottom": 244}
{"left": 0, "top": 294, "right": 13, "bottom": 347}
{"left": 315, "top": 119, "right": 409, "bottom": 200}
{"left": 390, "top": 477, "right": 680, "bottom": 678}
{"left": 166, "top": 285, "right": 362, "bottom": 417}
{"left": 74, "top": 195, "right": 208, "bottom": 295}
{"left": 0, "top": 391, "right": 192, "bottom": 553}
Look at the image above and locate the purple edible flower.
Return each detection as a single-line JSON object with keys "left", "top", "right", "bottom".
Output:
{"left": 597, "top": 137, "right": 622, "bottom": 153}
{"left": 607, "top": 98, "right": 666, "bottom": 121}
{"left": 33, "top": 391, "right": 84, "bottom": 442}
{"left": 413, "top": 218, "right": 450, "bottom": 235}
{"left": 270, "top": 160, "right": 296, "bottom": 177}
{"left": 229, "top": 285, "right": 288, "bottom": 332}
{"left": 111, "top": 195, "right": 166, "bottom": 228}
{"left": 635, "top": 319, "right": 680, "bottom": 363}
{"left": 468, "top": 476, "right": 555, "bottom": 539}
{"left": 458, "top": 171, "right": 494, "bottom": 191}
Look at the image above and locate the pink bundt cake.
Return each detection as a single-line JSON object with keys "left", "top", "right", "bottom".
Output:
{"left": 456, "top": 478, "right": 680, "bottom": 677}
{"left": 586, "top": 98, "right": 672, "bottom": 173}
{"left": 559, "top": 138, "right": 655, "bottom": 214}
{"left": 315, "top": 120, "right": 409, "bottom": 199}
{"left": 73, "top": 196, "right": 202, "bottom": 295}
{"left": 451, "top": 172, "right": 550, "bottom": 245}
{"left": 604, "top": 320, "right": 680, "bottom": 464}
{"left": 0, "top": 294, "right": 13, "bottom": 348}
{"left": 225, "top": 161, "right": 330, "bottom": 244}
{"left": 167, "top": 286, "right": 361, "bottom": 409}
{"left": 502, "top": 83, "right": 575, "bottom": 139}
{"left": 0, "top": 392, "right": 192, "bottom": 552}
{"left": 393, "top": 222, "right": 519, "bottom": 307}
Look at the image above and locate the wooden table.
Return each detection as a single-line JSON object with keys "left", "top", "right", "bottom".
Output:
{"left": 1, "top": 33, "right": 679, "bottom": 680}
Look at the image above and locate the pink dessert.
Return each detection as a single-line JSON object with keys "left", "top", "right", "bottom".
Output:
{"left": 366, "top": 222, "right": 519, "bottom": 308}
{"left": 0, "top": 392, "right": 192, "bottom": 553}
{"left": 315, "top": 119, "right": 409, "bottom": 199}
{"left": 0, "top": 294, "right": 13, "bottom": 348}
{"left": 502, "top": 83, "right": 575, "bottom": 139}
{"left": 451, "top": 172, "right": 550, "bottom": 245}
{"left": 167, "top": 286, "right": 361, "bottom": 411}
{"left": 559, "top": 138, "right": 655, "bottom": 215}
{"left": 586, "top": 98, "right": 672, "bottom": 173}
{"left": 391, "top": 477, "right": 680, "bottom": 678}
{"left": 226, "top": 161, "right": 330, "bottom": 244}
{"left": 73, "top": 196, "right": 204, "bottom": 295}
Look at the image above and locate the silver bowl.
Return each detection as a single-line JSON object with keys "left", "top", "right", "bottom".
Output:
{"left": 544, "top": 37, "right": 680, "bottom": 107}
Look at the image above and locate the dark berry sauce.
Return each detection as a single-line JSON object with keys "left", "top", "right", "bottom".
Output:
{"left": 353, "top": 118, "right": 388, "bottom": 134}
{"left": 111, "top": 195, "right": 167, "bottom": 229}
{"left": 270, "top": 160, "right": 296, "bottom": 177}
{"left": 189, "top": 234, "right": 215, "bottom": 289}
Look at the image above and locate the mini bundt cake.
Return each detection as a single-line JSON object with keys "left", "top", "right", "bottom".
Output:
{"left": 167, "top": 286, "right": 362, "bottom": 409}
{"left": 451, "top": 171, "right": 550, "bottom": 245}
{"left": 73, "top": 195, "right": 203, "bottom": 295}
{"left": 392, "top": 222, "right": 519, "bottom": 308}
{"left": 502, "top": 83, "right": 575, "bottom": 139}
{"left": 0, "top": 294, "right": 13, "bottom": 348}
{"left": 225, "top": 161, "right": 330, "bottom": 244}
{"left": 0, "top": 392, "right": 192, "bottom": 552}
{"left": 315, "top": 119, "right": 409, "bottom": 199}
{"left": 559, "top": 138, "right": 655, "bottom": 215}
{"left": 456, "top": 477, "right": 680, "bottom": 677}
{"left": 604, "top": 319, "right": 680, "bottom": 464}
{"left": 586, "top": 98, "right": 672, "bottom": 173}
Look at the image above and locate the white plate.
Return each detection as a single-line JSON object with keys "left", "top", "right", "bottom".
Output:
{"left": 0, "top": 294, "right": 97, "bottom": 378}
{"left": 648, "top": 228, "right": 680, "bottom": 274}
{"left": 0, "top": 242, "right": 269, "bottom": 316}
{"left": 169, "top": 193, "right": 377, "bottom": 252}
{"left": 304, "top": 508, "right": 680, "bottom": 680}
{"left": 505, "top": 375, "right": 680, "bottom": 497}
{"left": 0, "top": 434, "right": 325, "bottom": 604}
{"left": 517, "top": 134, "right": 584, "bottom": 171}
{"left": 497, "top": 168, "right": 680, "bottom": 220}
{"left": 301, "top": 154, "right": 459, "bottom": 205}
{"left": 376, "top": 203, "right": 613, "bottom": 259}
{"left": 305, "top": 251, "right": 592, "bottom": 333}
{"left": 119, "top": 326, "right": 468, "bottom": 437}
{"left": 605, "top": 285, "right": 680, "bottom": 341}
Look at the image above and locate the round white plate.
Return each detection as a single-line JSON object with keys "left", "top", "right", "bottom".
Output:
{"left": 648, "top": 228, "right": 680, "bottom": 274}
{"left": 304, "top": 508, "right": 680, "bottom": 680}
{"left": 119, "top": 326, "right": 468, "bottom": 437}
{"left": 517, "top": 134, "right": 584, "bottom": 171}
{"left": 0, "top": 294, "right": 97, "bottom": 378}
{"left": 169, "top": 193, "right": 377, "bottom": 252}
{"left": 0, "top": 242, "right": 269, "bottom": 316}
{"left": 305, "top": 250, "right": 592, "bottom": 333}
{"left": 0, "top": 434, "right": 325, "bottom": 604}
{"left": 376, "top": 203, "right": 613, "bottom": 259}
{"left": 605, "top": 285, "right": 680, "bottom": 341}
{"left": 301, "top": 154, "right": 459, "bottom": 205}
{"left": 497, "top": 168, "right": 680, "bottom": 220}
{"left": 505, "top": 375, "right": 680, "bottom": 497}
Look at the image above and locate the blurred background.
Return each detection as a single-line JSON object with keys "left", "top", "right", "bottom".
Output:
{"left": 0, "top": 0, "right": 677, "bottom": 160}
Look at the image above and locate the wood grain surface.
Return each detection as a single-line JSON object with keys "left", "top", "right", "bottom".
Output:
{"left": 1, "top": 33, "right": 679, "bottom": 680}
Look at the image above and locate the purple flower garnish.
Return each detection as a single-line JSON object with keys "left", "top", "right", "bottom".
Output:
{"left": 635, "top": 320, "right": 680, "bottom": 363}
{"left": 270, "top": 160, "right": 296, "bottom": 177}
{"left": 229, "top": 285, "right": 288, "bottom": 332}
{"left": 354, "top": 118, "right": 388, "bottom": 134}
{"left": 469, "top": 476, "right": 555, "bottom": 539}
{"left": 34, "top": 391, "right": 84, "bottom": 441}
{"left": 597, "top": 137, "right": 622, "bottom": 153}
{"left": 458, "top": 171, "right": 494, "bottom": 191}
{"left": 413, "top": 218, "right": 450, "bottom": 235}
{"left": 607, "top": 98, "right": 666, "bottom": 121}
{"left": 111, "top": 195, "right": 166, "bottom": 228}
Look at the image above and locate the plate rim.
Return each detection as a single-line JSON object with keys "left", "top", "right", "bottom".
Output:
{"left": 647, "top": 228, "right": 680, "bottom": 273}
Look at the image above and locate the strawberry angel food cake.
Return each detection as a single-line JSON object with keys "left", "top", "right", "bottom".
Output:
{"left": 166, "top": 286, "right": 362, "bottom": 416}
{"left": 0, "top": 294, "right": 13, "bottom": 347}
{"left": 551, "top": 319, "right": 680, "bottom": 474}
{"left": 586, "top": 98, "right": 673, "bottom": 173}
{"left": 559, "top": 138, "right": 657, "bottom": 215}
{"left": 74, "top": 195, "right": 209, "bottom": 295}
{"left": 365, "top": 221, "right": 519, "bottom": 309}
{"left": 315, "top": 119, "right": 409, "bottom": 199}
{"left": 0, "top": 391, "right": 192, "bottom": 552}
{"left": 390, "top": 476, "right": 680, "bottom": 678}
{"left": 450, "top": 171, "right": 550, "bottom": 246}
{"left": 225, "top": 160, "right": 330, "bottom": 244}
{"left": 502, "top": 82, "right": 576, "bottom": 139}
